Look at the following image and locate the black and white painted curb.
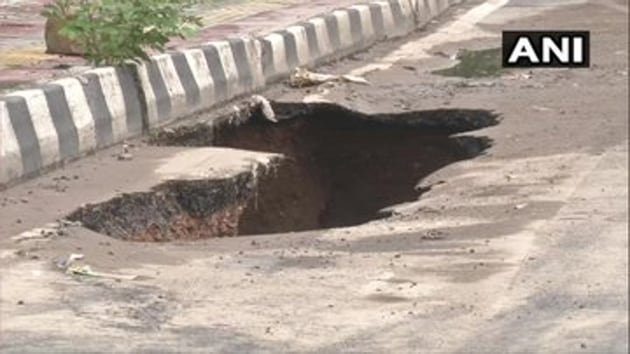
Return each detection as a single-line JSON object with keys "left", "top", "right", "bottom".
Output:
{"left": 0, "top": 0, "right": 458, "bottom": 187}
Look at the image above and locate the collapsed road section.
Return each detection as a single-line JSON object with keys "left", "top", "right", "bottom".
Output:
{"left": 67, "top": 102, "right": 499, "bottom": 242}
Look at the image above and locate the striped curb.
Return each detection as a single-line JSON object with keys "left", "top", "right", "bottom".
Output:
{"left": 136, "top": 37, "right": 265, "bottom": 129}
{"left": 259, "top": 0, "right": 416, "bottom": 83}
{"left": 414, "top": 0, "right": 462, "bottom": 26}
{"left": 1, "top": 0, "right": 460, "bottom": 188}
{"left": 0, "top": 66, "right": 143, "bottom": 185}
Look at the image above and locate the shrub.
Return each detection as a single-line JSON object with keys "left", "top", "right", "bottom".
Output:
{"left": 42, "top": 0, "right": 203, "bottom": 66}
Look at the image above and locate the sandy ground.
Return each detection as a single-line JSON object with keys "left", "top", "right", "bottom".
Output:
{"left": 0, "top": 0, "right": 627, "bottom": 352}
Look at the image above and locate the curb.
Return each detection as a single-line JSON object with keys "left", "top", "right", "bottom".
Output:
{"left": 0, "top": 0, "right": 458, "bottom": 188}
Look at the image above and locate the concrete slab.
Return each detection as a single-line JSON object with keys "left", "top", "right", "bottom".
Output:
{"left": 0, "top": 144, "right": 280, "bottom": 239}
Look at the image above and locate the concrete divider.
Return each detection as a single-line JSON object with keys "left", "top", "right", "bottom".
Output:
{"left": 0, "top": 0, "right": 462, "bottom": 187}
{"left": 137, "top": 37, "right": 265, "bottom": 129}
{"left": 0, "top": 66, "right": 143, "bottom": 186}
{"left": 260, "top": 0, "right": 416, "bottom": 84}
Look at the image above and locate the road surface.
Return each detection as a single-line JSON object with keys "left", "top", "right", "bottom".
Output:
{"left": 0, "top": 0, "right": 627, "bottom": 352}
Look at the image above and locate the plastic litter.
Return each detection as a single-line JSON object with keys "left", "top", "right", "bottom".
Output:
{"left": 56, "top": 253, "right": 138, "bottom": 281}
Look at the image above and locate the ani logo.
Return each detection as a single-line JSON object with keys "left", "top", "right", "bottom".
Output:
{"left": 502, "top": 31, "right": 590, "bottom": 68}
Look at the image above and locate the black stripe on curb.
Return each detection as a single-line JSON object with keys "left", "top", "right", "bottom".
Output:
{"left": 278, "top": 30, "right": 299, "bottom": 69}
{"left": 389, "top": 0, "right": 406, "bottom": 24}
{"left": 116, "top": 66, "right": 144, "bottom": 136}
{"left": 347, "top": 9, "right": 365, "bottom": 46}
{"left": 1, "top": 96, "right": 42, "bottom": 175}
{"left": 202, "top": 45, "right": 229, "bottom": 102}
{"left": 170, "top": 52, "right": 201, "bottom": 108}
{"left": 42, "top": 84, "right": 80, "bottom": 160}
{"left": 300, "top": 22, "right": 322, "bottom": 62}
{"left": 81, "top": 73, "right": 114, "bottom": 148}
{"left": 146, "top": 61, "right": 172, "bottom": 123}
{"left": 260, "top": 38, "right": 276, "bottom": 81}
{"left": 369, "top": 4, "right": 386, "bottom": 39}
{"left": 323, "top": 14, "right": 342, "bottom": 51}
{"left": 228, "top": 39, "right": 255, "bottom": 91}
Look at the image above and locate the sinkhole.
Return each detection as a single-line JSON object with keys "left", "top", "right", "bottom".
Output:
{"left": 67, "top": 102, "right": 499, "bottom": 242}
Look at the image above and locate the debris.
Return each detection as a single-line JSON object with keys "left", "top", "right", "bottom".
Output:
{"left": 56, "top": 253, "right": 84, "bottom": 270}
{"left": 250, "top": 95, "right": 277, "bottom": 123}
{"left": 117, "top": 144, "right": 133, "bottom": 161}
{"left": 503, "top": 72, "right": 532, "bottom": 80}
{"left": 59, "top": 219, "right": 82, "bottom": 228}
{"left": 288, "top": 67, "right": 370, "bottom": 88}
{"left": 532, "top": 105, "right": 553, "bottom": 112}
{"left": 432, "top": 50, "right": 456, "bottom": 60}
{"left": 433, "top": 51, "right": 448, "bottom": 58}
{"left": 11, "top": 228, "right": 56, "bottom": 242}
{"left": 422, "top": 230, "right": 445, "bottom": 240}
{"left": 66, "top": 265, "right": 139, "bottom": 281}
{"left": 342, "top": 74, "right": 371, "bottom": 86}
{"left": 514, "top": 203, "right": 528, "bottom": 210}
{"left": 56, "top": 253, "right": 138, "bottom": 280}
{"left": 16, "top": 300, "right": 24, "bottom": 306}
{"left": 457, "top": 80, "right": 496, "bottom": 88}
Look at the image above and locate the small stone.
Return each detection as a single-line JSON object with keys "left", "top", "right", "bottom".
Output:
{"left": 580, "top": 343, "right": 587, "bottom": 349}
{"left": 469, "top": 249, "right": 476, "bottom": 254}
{"left": 394, "top": 254, "right": 401, "bottom": 259}
{"left": 17, "top": 300, "right": 24, "bottom": 306}
{"left": 16, "top": 219, "right": 22, "bottom": 224}
{"left": 20, "top": 198, "right": 29, "bottom": 204}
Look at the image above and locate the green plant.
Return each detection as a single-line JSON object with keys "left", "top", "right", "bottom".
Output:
{"left": 42, "top": 0, "right": 203, "bottom": 66}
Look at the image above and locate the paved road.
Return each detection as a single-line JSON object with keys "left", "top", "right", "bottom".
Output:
{"left": 0, "top": 0, "right": 627, "bottom": 352}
